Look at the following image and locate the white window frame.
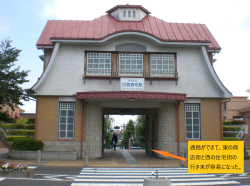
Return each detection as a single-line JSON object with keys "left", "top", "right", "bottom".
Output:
{"left": 150, "top": 54, "right": 175, "bottom": 76}
{"left": 59, "top": 102, "right": 75, "bottom": 139}
{"left": 87, "top": 53, "right": 111, "bottom": 75}
{"left": 123, "top": 10, "right": 126, "bottom": 17}
{"left": 185, "top": 104, "right": 200, "bottom": 139}
{"left": 119, "top": 54, "right": 143, "bottom": 76}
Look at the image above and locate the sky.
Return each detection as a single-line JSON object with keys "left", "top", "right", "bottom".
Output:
{"left": 0, "top": 0, "right": 250, "bottom": 126}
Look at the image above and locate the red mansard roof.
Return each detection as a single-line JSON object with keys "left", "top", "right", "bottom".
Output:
{"left": 36, "top": 14, "right": 221, "bottom": 51}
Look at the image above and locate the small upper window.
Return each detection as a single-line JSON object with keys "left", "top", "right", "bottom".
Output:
{"left": 128, "top": 11, "right": 131, "bottom": 17}
{"left": 133, "top": 11, "right": 135, "bottom": 18}
{"left": 123, "top": 10, "right": 126, "bottom": 17}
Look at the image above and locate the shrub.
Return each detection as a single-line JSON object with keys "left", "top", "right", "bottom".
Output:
{"left": 6, "top": 130, "right": 35, "bottom": 136}
{"left": 11, "top": 138, "right": 43, "bottom": 151}
{"left": 223, "top": 137, "right": 240, "bottom": 141}
{"left": 4, "top": 136, "right": 28, "bottom": 142}
{"left": 0, "top": 124, "right": 35, "bottom": 129}
{"left": 223, "top": 120, "right": 247, "bottom": 125}
{"left": 223, "top": 133, "right": 237, "bottom": 137}
{"left": 26, "top": 119, "right": 35, "bottom": 124}
{"left": 223, "top": 126, "right": 241, "bottom": 131}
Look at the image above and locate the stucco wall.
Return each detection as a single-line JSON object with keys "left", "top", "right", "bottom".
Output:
{"left": 34, "top": 37, "right": 223, "bottom": 98}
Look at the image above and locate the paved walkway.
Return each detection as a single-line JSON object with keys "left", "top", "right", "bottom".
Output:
{"left": 0, "top": 148, "right": 250, "bottom": 169}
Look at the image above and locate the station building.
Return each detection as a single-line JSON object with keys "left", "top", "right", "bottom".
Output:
{"left": 32, "top": 5, "right": 232, "bottom": 159}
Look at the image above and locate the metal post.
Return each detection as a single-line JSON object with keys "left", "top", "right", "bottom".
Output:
{"left": 37, "top": 150, "right": 41, "bottom": 166}
{"left": 84, "top": 152, "right": 88, "bottom": 166}
{"left": 156, "top": 169, "right": 158, "bottom": 179}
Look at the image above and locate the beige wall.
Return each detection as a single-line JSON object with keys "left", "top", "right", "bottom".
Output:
{"left": 35, "top": 96, "right": 86, "bottom": 142}
{"left": 175, "top": 99, "right": 222, "bottom": 142}
{"left": 201, "top": 99, "right": 221, "bottom": 141}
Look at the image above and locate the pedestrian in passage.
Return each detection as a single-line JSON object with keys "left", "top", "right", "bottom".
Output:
{"left": 112, "top": 134, "right": 118, "bottom": 151}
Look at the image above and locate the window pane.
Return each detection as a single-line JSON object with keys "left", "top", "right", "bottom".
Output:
{"left": 126, "top": 60, "right": 130, "bottom": 64}
{"left": 105, "top": 64, "right": 110, "bottom": 68}
{"left": 193, "top": 126, "right": 199, "bottom": 131}
{"left": 99, "top": 64, "right": 104, "bottom": 68}
{"left": 186, "top": 126, "right": 192, "bottom": 131}
{"left": 186, "top": 112, "right": 192, "bottom": 118}
{"left": 123, "top": 10, "right": 126, "bottom": 17}
{"left": 60, "top": 124, "right": 66, "bottom": 130}
{"left": 88, "top": 59, "right": 93, "bottom": 63}
{"left": 137, "top": 60, "right": 142, "bottom": 64}
{"left": 120, "top": 60, "right": 125, "bottom": 65}
{"left": 68, "top": 124, "right": 73, "bottom": 131}
{"left": 194, "top": 132, "right": 199, "bottom": 138}
{"left": 60, "top": 117, "right": 66, "bottom": 124}
{"left": 193, "top": 112, "right": 199, "bottom": 118}
{"left": 67, "top": 132, "right": 73, "bottom": 138}
{"left": 99, "top": 59, "right": 104, "bottom": 63}
{"left": 193, "top": 119, "right": 199, "bottom": 125}
{"left": 128, "top": 11, "right": 131, "bottom": 17}
{"left": 60, "top": 110, "right": 66, "bottom": 116}
{"left": 187, "top": 132, "right": 192, "bottom": 138}
{"left": 60, "top": 131, "right": 66, "bottom": 138}
{"left": 186, "top": 119, "right": 192, "bottom": 124}
{"left": 68, "top": 117, "right": 74, "bottom": 124}
{"left": 133, "top": 11, "right": 135, "bottom": 18}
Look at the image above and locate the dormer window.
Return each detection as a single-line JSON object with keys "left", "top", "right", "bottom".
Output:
{"left": 106, "top": 5, "right": 151, "bottom": 21}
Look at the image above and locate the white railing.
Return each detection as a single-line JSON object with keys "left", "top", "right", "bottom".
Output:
{"left": 0, "top": 127, "right": 8, "bottom": 138}
{"left": 236, "top": 125, "right": 246, "bottom": 139}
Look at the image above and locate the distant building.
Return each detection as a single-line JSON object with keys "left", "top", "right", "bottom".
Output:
{"left": 222, "top": 96, "right": 250, "bottom": 133}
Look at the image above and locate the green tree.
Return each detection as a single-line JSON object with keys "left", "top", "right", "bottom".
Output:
{"left": 123, "top": 119, "right": 135, "bottom": 149}
{"left": 0, "top": 38, "right": 34, "bottom": 120}
{"left": 135, "top": 115, "right": 146, "bottom": 148}
{"left": 104, "top": 115, "right": 112, "bottom": 148}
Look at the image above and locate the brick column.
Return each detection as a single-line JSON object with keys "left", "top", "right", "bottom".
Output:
{"left": 85, "top": 102, "right": 102, "bottom": 159}
{"left": 158, "top": 103, "right": 176, "bottom": 158}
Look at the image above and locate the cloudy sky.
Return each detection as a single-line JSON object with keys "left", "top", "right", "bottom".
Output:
{"left": 1, "top": 0, "right": 250, "bottom": 126}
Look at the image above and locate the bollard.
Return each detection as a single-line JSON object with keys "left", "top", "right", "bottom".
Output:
{"left": 181, "top": 152, "right": 184, "bottom": 166}
{"left": 156, "top": 169, "right": 158, "bottom": 179}
{"left": 37, "top": 150, "right": 41, "bottom": 166}
{"left": 84, "top": 152, "right": 88, "bottom": 166}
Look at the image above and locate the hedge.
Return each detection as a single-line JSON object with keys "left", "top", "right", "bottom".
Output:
{"left": 16, "top": 119, "right": 35, "bottom": 124}
{"left": 0, "top": 124, "right": 35, "bottom": 129}
{"left": 223, "top": 133, "right": 237, "bottom": 137}
{"left": 5, "top": 130, "right": 35, "bottom": 136}
{"left": 223, "top": 120, "right": 247, "bottom": 125}
{"left": 223, "top": 126, "right": 241, "bottom": 131}
{"left": 223, "top": 137, "right": 240, "bottom": 141}
{"left": 11, "top": 138, "right": 43, "bottom": 151}
{"left": 4, "top": 136, "right": 29, "bottom": 142}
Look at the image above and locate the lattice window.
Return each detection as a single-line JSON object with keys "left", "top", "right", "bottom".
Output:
{"left": 119, "top": 54, "right": 143, "bottom": 76}
{"left": 87, "top": 53, "right": 111, "bottom": 75}
{"left": 185, "top": 104, "right": 200, "bottom": 139}
{"left": 59, "top": 102, "right": 75, "bottom": 139}
{"left": 151, "top": 54, "right": 175, "bottom": 76}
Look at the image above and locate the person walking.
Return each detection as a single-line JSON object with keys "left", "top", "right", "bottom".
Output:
{"left": 112, "top": 134, "right": 118, "bottom": 150}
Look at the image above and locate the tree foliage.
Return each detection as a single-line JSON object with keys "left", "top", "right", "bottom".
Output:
{"left": 123, "top": 119, "right": 135, "bottom": 149}
{"left": 104, "top": 115, "right": 112, "bottom": 148}
{"left": 0, "top": 38, "right": 34, "bottom": 120}
{"left": 135, "top": 115, "right": 146, "bottom": 148}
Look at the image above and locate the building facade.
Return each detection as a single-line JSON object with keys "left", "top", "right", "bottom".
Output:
{"left": 32, "top": 5, "right": 232, "bottom": 159}
{"left": 222, "top": 96, "right": 250, "bottom": 133}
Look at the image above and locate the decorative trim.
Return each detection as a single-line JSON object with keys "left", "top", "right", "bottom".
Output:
{"left": 201, "top": 46, "right": 232, "bottom": 98}
{"left": 76, "top": 91, "right": 186, "bottom": 101}
{"left": 32, "top": 43, "right": 60, "bottom": 91}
